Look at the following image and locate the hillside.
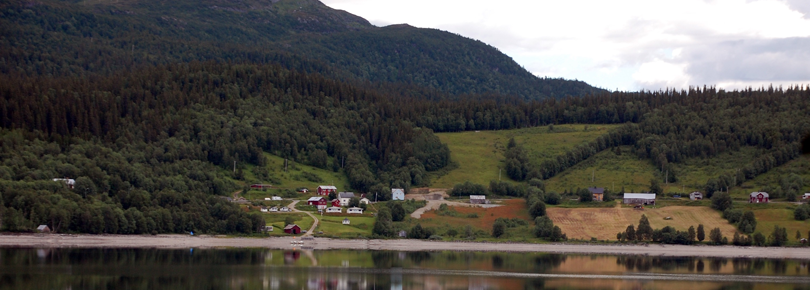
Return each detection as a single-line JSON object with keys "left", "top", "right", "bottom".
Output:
{"left": 0, "top": 0, "right": 603, "bottom": 100}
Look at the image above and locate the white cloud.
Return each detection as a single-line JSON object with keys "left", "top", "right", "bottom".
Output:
{"left": 322, "top": 0, "right": 810, "bottom": 91}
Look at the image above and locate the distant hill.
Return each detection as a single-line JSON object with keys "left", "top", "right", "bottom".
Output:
{"left": 0, "top": 0, "right": 603, "bottom": 99}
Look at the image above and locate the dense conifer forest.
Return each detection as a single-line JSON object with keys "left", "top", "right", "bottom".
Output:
{"left": 1, "top": 0, "right": 808, "bottom": 234}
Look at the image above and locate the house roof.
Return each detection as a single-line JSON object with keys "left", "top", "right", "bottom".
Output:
{"left": 623, "top": 193, "right": 656, "bottom": 199}
{"left": 326, "top": 207, "right": 341, "bottom": 211}
{"left": 392, "top": 188, "right": 404, "bottom": 195}
{"left": 588, "top": 187, "right": 605, "bottom": 194}
{"left": 750, "top": 192, "right": 769, "bottom": 197}
{"left": 319, "top": 185, "right": 337, "bottom": 190}
{"left": 347, "top": 207, "right": 363, "bottom": 211}
{"left": 284, "top": 224, "right": 299, "bottom": 230}
{"left": 690, "top": 191, "right": 702, "bottom": 195}
{"left": 307, "top": 197, "right": 325, "bottom": 202}
{"left": 37, "top": 225, "right": 49, "bottom": 230}
{"left": 470, "top": 195, "right": 486, "bottom": 200}
{"left": 339, "top": 192, "right": 355, "bottom": 198}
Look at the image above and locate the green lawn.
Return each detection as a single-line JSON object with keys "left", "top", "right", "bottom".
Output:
{"left": 432, "top": 124, "right": 620, "bottom": 188}
{"left": 316, "top": 215, "right": 375, "bottom": 238}
{"left": 544, "top": 146, "right": 658, "bottom": 193}
{"left": 263, "top": 213, "right": 315, "bottom": 235}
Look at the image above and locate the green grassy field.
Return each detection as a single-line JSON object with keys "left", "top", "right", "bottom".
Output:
{"left": 316, "top": 215, "right": 375, "bottom": 238}
{"left": 544, "top": 146, "right": 658, "bottom": 193}
{"left": 432, "top": 124, "right": 620, "bottom": 188}
{"left": 237, "top": 152, "right": 350, "bottom": 199}
{"left": 263, "top": 213, "right": 315, "bottom": 235}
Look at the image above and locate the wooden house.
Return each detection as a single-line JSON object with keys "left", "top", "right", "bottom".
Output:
{"left": 330, "top": 199, "right": 341, "bottom": 207}
{"left": 338, "top": 192, "right": 355, "bottom": 206}
{"left": 326, "top": 207, "right": 342, "bottom": 213}
{"left": 260, "top": 206, "right": 268, "bottom": 212}
{"left": 802, "top": 193, "right": 810, "bottom": 200}
{"left": 342, "top": 218, "right": 350, "bottom": 225}
{"left": 588, "top": 187, "right": 604, "bottom": 202}
{"left": 749, "top": 192, "right": 769, "bottom": 203}
{"left": 317, "top": 185, "right": 337, "bottom": 196}
{"left": 623, "top": 193, "right": 656, "bottom": 205}
{"left": 284, "top": 224, "right": 301, "bottom": 234}
{"left": 359, "top": 197, "right": 370, "bottom": 204}
{"left": 52, "top": 178, "right": 75, "bottom": 189}
{"left": 347, "top": 207, "right": 363, "bottom": 214}
{"left": 307, "top": 197, "right": 328, "bottom": 210}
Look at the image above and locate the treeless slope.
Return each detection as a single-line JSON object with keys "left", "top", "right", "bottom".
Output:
{"left": 547, "top": 205, "right": 738, "bottom": 241}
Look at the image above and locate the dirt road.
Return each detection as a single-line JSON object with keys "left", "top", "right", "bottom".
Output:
{"left": 288, "top": 200, "right": 319, "bottom": 236}
{"left": 411, "top": 199, "right": 502, "bottom": 218}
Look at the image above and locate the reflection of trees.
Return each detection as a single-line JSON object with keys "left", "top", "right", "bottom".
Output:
{"left": 492, "top": 255, "right": 503, "bottom": 269}
{"left": 406, "top": 251, "right": 432, "bottom": 265}
{"left": 533, "top": 254, "right": 566, "bottom": 272}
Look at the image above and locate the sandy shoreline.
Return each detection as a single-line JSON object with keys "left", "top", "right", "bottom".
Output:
{"left": 1, "top": 233, "right": 807, "bottom": 259}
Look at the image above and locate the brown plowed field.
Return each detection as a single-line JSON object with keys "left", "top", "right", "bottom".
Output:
{"left": 547, "top": 205, "right": 738, "bottom": 240}
{"left": 420, "top": 199, "right": 530, "bottom": 230}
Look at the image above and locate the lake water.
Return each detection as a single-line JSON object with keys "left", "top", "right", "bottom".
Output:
{"left": 1, "top": 247, "right": 808, "bottom": 289}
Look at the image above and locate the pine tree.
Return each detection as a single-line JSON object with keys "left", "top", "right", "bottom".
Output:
{"left": 697, "top": 224, "right": 705, "bottom": 242}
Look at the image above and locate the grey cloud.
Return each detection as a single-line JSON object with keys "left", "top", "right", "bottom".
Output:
{"left": 683, "top": 37, "right": 810, "bottom": 84}
{"left": 784, "top": 0, "right": 810, "bottom": 18}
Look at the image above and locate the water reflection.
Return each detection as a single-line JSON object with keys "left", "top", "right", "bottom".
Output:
{"left": 0, "top": 247, "right": 808, "bottom": 289}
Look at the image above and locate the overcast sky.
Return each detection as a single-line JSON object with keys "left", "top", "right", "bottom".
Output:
{"left": 321, "top": 0, "right": 810, "bottom": 91}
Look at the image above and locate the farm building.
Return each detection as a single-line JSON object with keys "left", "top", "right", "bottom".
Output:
{"left": 330, "top": 199, "right": 341, "bottom": 207}
{"left": 470, "top": 195, "right": 488, "bottom": 204}
{"left": 326, "top": 207, "right": 342, "bottom": 213}
{"left": 284, "top": 224, "right": 301, "bottom": 234}
{"left": 52, "top": 178, "right": 75, "bottom": 189}
{"left": 689, "top": 192, "right": 703, "bottom": 200}
{"left": 307, "top": 197, "right": 328, "bottom": 210}
{"left": 342, "top": 218, "right": 350, "bottom": 225}
{"left": 36, "top": 225, "right": 51, "bottom": 233}
{"left": 263, "top": 225, "right": 273, "bottom": 232}
{"left": 269, "top": 206, "right": 279, "bottom": 212}
{"left": 359, "top": 197, "right": 370, "bottom": 204}
{"left": 588, "top": 187, "right": 604, "bottom": 201}
{"left": 803, "top": 193, "right": 810, "bottom": 200}
{"left": 392, "top": 188, "right": 405, "bottom": 200}
{"left": 338, "top": 192, "right": 355, "bottom": 206}
{"left": 749, "top": 192, "right": 769, "bottom": 203}
{"left": 623, "top": 193, "right": 656, "bottom": 205}
{"left": 260, "top": 207, "right": 268, "bottom": 212}
{"left": 250, "top": 184, "right": 273, "bottom": 190}
{"left": 272, "top": 196, "right": 282, "bottom": 200}
{"left": 317, "top": 185, "right": 337, "bottom": 196}
{"left": 347, "top": 207, "right": 363, "bottom": 214}
{"left": 298, "top": 188, "right": 309, "bottom": 193}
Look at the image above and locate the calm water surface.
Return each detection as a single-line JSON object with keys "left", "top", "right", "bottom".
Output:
{"left": 1, "top": 247, "right": 809, "bottom": 289}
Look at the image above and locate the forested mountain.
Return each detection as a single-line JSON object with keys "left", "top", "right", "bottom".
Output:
{"left": 0, "top": 0, "right": 603, "bottom": 100}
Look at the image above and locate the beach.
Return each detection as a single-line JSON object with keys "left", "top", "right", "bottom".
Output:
{"left": 1, "top": 233, "right": 808, "bottom": 259}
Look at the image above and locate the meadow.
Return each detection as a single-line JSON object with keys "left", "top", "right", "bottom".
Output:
{"left": 238, "top": 153, "right": 351, "bottom": 200}
{"left": 432, "top": 124, "right": 620, "bottom": 188}
{"left": 263, "top": 213, "right": 315, "bottom": 235}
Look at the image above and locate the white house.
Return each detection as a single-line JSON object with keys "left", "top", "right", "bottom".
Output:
{"left": 269, "top": 206, "right": 279, "bottom": 212}
{"left": 392, "top": 188, "right": 405, "bottom": 201}
{"left": 52, "top": 178, "right": 75, "bottom": 189}
{"left": 260, "top": 207, "right": 268, "bottom": 212}
{"left": 689, "top": 192, "right": 703, "bottom": 200}
{"left": 470, "top": 195, "right": 488, "bottom": 204}
{"left": 264, "top": 197, "right": 271, "bottom": 201}
{"left": 326, "top": 207, "right": 342, "bottom": 213}
{"left": 271, "top": 196, "right": 282, "bottom": 201}
{"left": 342, "top": 218, "right": 350, "bottom": 225}
{"left": 359, "top": 197, "right": 370, "bottom": 205}
{"left": 803, "top": 193, "right": 810, "bottom": 200}
{"left": 280, "top": 207, "right": 291, "bottom": 212}
{"left": 347, "top": 207, "right": 363, "bottom": 214}
{"left": 339, "top": 192, "right": 355, "bottom": 206}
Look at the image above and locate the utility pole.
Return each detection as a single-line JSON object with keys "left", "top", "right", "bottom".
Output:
{"left": 499, "top": 169, "right": 501, "bottom": 182}
{"left": 233, "top": 160, "right": 236, "bottom": 174}
{"left": 592, "top": 169, "right": 595, "bottom": 183}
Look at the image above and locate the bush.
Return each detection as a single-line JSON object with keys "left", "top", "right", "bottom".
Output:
{"left": 451, "top": 181, "right": 487, "bottom": 196}
{"left": 795, "top": 204, "right": 810, "bottom": 221}
{"left": 545, "top": 191, "right": 561, "bottom": 205}
{"left": 711, "top": 192, "right": 732, "bottom": 211}
{"left": 492, "top": 220, "right": 506, "bottom": 238}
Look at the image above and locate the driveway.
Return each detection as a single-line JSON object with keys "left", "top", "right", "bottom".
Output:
{"left": 288, "top": 200, "right": 319, "bottom": 236}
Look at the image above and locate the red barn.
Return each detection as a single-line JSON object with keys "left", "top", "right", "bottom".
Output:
{"left": 331, "top": 199, "right": 341, "bottom": 207}
{"left": 284, "top": 224, "right": 301, "bottom": 234}
{"left": 317, "top": 185, "right": 337, "bottom": 196}
{"left": 749, "top": 192, "right": 769, "bottom": 203}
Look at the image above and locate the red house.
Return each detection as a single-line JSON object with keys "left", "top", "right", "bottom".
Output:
{"left": 317, "top": 185, "right": 337, "bottom": 196}
{"left": 284, "top": 224, "right": 301, "bottom": 234}
{"left": 749, "top": 192, "right": 769, "bottom": 203}
{"left": 307, "top": 197, "right": 328, "bottom": 210}
{"left": 330, "top": 199, "right": 341, "bottom": 207}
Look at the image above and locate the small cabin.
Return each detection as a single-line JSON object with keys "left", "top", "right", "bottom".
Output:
{"left": 359, "top": 197, "right": 370, "bottom": 204}
{"left": 342, "top": 218, "right": 350, "bottom": 225}
{"left": 36, "top": 225, "right": 51, "bottom": 233}
{"left": 263, "top": 225, "right": 274, "bottom": 232}
{"left": 272, "top": 196, "right": 282, "bottom": 200}
{"left": 749, "top": 192, "right": 769, "bottom": 203}
{"left": 269, "top": 206, "right": 279, "bottom": 212}
{"left": 802, "top": 193, "right": 810, "bottom": 200}
{"left": 280, "top": 207, "right": 291, "bottom": 212}
{"left": 347, "top": 207, "right": 363, "bottom": 214}
{"left": 52, "top": 178, "right": 75, "bottom": 189}
{"left": 689, "top": 192, "right": 703, "bottom": 200}
{"left": 260, "top": 206, "right": 268, "bottom": 212}
{"left": 392, "top": 188, "right": 405, "bottom": 200}
{"left": 284, "top": 224, "right": 301, "bottom": 234}
{"left": 326, "top": 207, "right": 342, "bottom": 213}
